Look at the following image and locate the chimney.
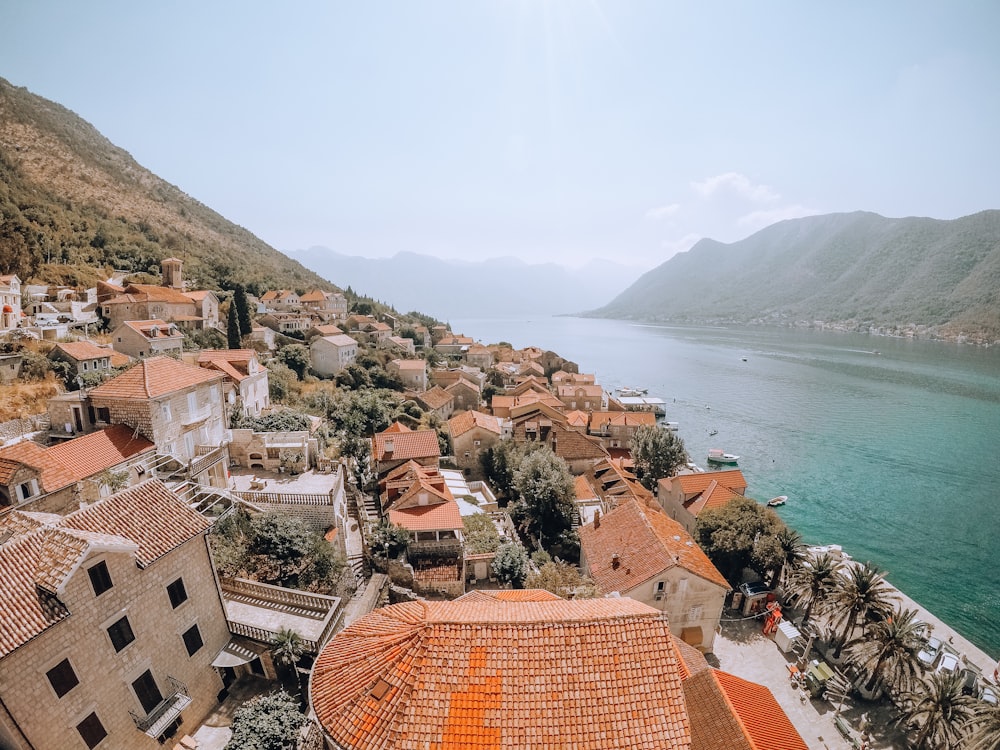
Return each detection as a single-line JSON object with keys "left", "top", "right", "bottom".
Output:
{"left": 611, "top": 552, "right": 620, "bottom": 569}
{"left": 594, "top": 509, "right": 601, "bottom": 529}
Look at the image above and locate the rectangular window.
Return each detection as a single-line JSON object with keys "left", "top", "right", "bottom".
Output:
{"left": 162, "top": 402, "right": 172, "bottom": 421}
{"left": 182, "top": 624, "right": 204, "bottom": 656}
{"left": 187, "top": 391, "right": 198, "bottom": 415}
{"left": 107, "top": 616, "right": 135, "bottom": 652}
{"left": 76, "top": 712, "right": 107, "bottom": 749}
{"left": 87, "top": 561, "right": 113, "bottom": 596}
{"left": 132, "top": 670, "right": 163, "bottom": 714}
{"left": 46, "top": 658, "right": 79, "bottom": 698}
{"left": 166, "top": 578, "right": 188, "bottom": 608}
{"left": 96, "top": 407, "right": 110, "bottom": 423}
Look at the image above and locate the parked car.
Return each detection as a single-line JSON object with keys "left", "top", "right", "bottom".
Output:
{"left": 917, "top": 636, "right": 942, "bottom": 668}
{"left": 935, "top": 652, "right": 960, "bottom": 676}
{"left": 982, "top": 684, "right": 998, "bottom": 705}
{"left": 959, "top": 668, "right": 980, "bottom": 696}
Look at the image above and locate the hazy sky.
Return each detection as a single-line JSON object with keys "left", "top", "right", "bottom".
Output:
{"left": 3, "top": 1, "right": 999, "bottom": 271}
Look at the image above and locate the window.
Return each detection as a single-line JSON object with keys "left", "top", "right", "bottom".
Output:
{"left": 187, "top": 391, "right": 198, "bottom": 415}
{"left": 131, "top": 670, "right": 163, "bottom": 714}
{"left": 87, "top": 561, "right": 113, "bottom": 596}
{"left": 76, "top": 712, "right": 107, "bottom": 749}
{"left": 162, "top": 402, "right": 172, "bottom": 421}
{"left": 182, "top": 624, "right": 204, "bottom": 656}
{"left": 46, "top": 658, "right": 79, "bottom": 698}
{"left": 96, "top": 407, "right": 110, "bottom": 423}
{"left": 655, "top": 581, "right": 665, "bottom": 601}
{"left": 166, "top": 578, "right": 188, "bottom": 608}
{"left": 107, "top": 616, "right": 135, "bottom": 652}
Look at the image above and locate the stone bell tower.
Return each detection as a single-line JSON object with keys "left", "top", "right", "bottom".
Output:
{"left": 161, "top": 257, "right": 183, "bottom": 289}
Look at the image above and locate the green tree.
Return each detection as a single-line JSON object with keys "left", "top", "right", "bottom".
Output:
{"left": 898, "top": 671, "right": 977, "bottom": 749}
{"left": 278, "top": 344, "right": 310, "bottom": 379}
{"left": 370, "top": 522, "right": 410, "bottom": 559}
{"left": 492, "top": 542, "right": 528, "bottom": 588}
{"left": 227, "top": 305, "right": 241, "bottom": 349}
{"left": 845, "top": 606, "right": 926, "bottom": 698}
{"left": 224, "top": 691, "right": 305, "bottom": 750}
{"left": 234, "top": 283, "right": 253, "bottom": 337}
{"left": 525, "top": 560, "right": 599, "bottom": 599}
{"left": 694, "top": 497, "right": 785, "bottom": 584}
{"left": 968, "top": 703, "right": 1000, "bottom": 750}
{"left": 827, "top": 561, "right": 895, "bottom": 659}
{"left": 510, "top": 447, "right": 576, "bottom": 550}
{"left": 463, "top": 513, "right": 502, "bottom": 554}
{"left": 270, "top": 628, "right": 305, "bottom": 672}
{"left": 629, "top": 424, "right": 687, "bottom": 490}
{"left": 785, "top": 552, "right": 840, "bottom": 626}
{"left": 769, "top": 526, "right": 808, "bottom": 588}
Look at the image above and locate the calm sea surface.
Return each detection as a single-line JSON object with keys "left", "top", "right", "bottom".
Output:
{"left": 451, "top": 316, "right": 1000, "bottom": 659}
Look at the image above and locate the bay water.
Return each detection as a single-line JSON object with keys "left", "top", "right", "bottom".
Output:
{"left": 451, "top": 316, "right": 1000, "bottom": 659}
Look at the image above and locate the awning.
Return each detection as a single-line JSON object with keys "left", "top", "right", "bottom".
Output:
{"left": 680, "top": 626, "right": 704, "bottom": 647}
{"left": 211, "top": 638, "right": 264, "bottom": 668}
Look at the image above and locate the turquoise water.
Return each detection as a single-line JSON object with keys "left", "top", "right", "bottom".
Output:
{"left": 451, "top": 316, "right": 1000, "bottom": 659}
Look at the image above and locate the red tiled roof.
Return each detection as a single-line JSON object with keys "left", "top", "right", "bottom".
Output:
{"left": 574, "top": 475, "right": 598, "bottom": 502}
{"left": 664, "top": 469, "right": 747, "bottom": 495}
{"left": 579, "top": 499, "right": 730, "bottom": 593}
{"left": 415, "top": 386, "right": 453, "bottom": 411}
{"left": 300, "top": 290, "right": 328, "bottom": 302}
{"left": 589, "top": 411, "right": 657, "bottom": 429}
{"left": 684, "top": 669, "right": 808, "bottom": 750}
{"left": 372, "top": 428, "right": 440, "bottom": 463}
{"left": 0, "top": 441, "right": 75, "bottom": 494}
{"left": 123, "top": 283, "right": 197, "bottom": 305}
{"left": 457, "top": 589, "right": 563, "bottom": 603}
{"left": 197, "top": 349, "right": 257, "bottom": 382}
{"left": 122, "top": 319, "right": 185, "bottom": 339}
{"left": 671, "top": 635, "right": 711, "bottom": 680}
{"left": 388, "top": 497, "right": 463, "bottom": 532}
{"left": 46, "top": 425, "right": 154, "bottom": 483}
{"left": 393, "top": 359, "right": 427, "bottom": 371}
{"left": 686, "top": 481, "right": 743, "bottom": 517}
{"left": 89, "top": 356, "right": 223, "bottom": 400}
{"left": 448, "top": 410, "right": 502, "bottom": 438}
{"left": 310, "top": 597, "right": 692, "bottom": 749}
{"left": 50, "top": 340, "right": 113, "bottom": 362}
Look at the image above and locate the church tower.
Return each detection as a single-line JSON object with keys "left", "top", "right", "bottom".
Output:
{"left": 161, "top": 257, "right": 183, "bottom": 289}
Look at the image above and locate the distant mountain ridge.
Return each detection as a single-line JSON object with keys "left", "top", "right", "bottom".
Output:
{"left": 0, "top": 77, "right": 335, "bottom": 295}
{"left": 287, "top": 247, "right": 642, "bottom": 320}
{"left": 588, "top": 211, "right": 1000, "bottom": 342}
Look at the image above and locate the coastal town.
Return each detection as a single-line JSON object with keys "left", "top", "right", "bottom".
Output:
{"left": 1, "top": 259, "right": 998, "bottom": 750}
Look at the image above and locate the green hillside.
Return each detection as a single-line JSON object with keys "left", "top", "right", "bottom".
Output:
{"left": 0, "top": 77, "right": 334, "bottom": 296}
{"left": 589, "top": 211, "right": 1000, "bottom": 342}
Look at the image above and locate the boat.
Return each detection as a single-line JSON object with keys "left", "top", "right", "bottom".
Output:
{"left": 708, "top": 429, "right": 718, "bottom": 436}
{"left": 707, "top": 449, "right": 740, "bottom": 465}
{"left": 767, "top": 495, "right": 788, "bottom": 507}
{"left": 616, "top": 386, "right": 648, "bottom": 397}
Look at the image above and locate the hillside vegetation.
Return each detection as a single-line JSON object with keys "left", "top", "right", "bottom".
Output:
{"left": 589, "top": 211, "right": 1000, "bottom": 343}
{"left": 0, "top": 77, "right": 333, "bottom": 296}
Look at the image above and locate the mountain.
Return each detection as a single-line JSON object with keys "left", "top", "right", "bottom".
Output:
{"left": 287, "top": 247, "right": 643, "bottom": 320}
{"left": 0, "top": 77, "right": 334, "bottom": 296}
{"left": 587, "top": 211, "right": 1000, "bottom": 342}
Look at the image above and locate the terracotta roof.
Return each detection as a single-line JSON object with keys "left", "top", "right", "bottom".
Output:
{"left": 415, "top": 386, "right": 454, "bottom": 411}
{"left": 45, "top": 425, "right": 154, "bottom": 483}
{"left": 392, "top": 359, "right": 427, "bottom": 371}
{"left": 564, "top": 410, "right": 590, "bottom": 428}
{"left": 686, "top": 481, "right": 744, "bottom": 517}
{"left": 311, "top": 324, "right": 344, "bottom": 336}
{"left": 0, "top": 479, "right": 208, "bottom": 657}
{"left": 448, "top": 410, "right": 502, "bottom": 438}
{"left": 123, "top": 283, "right": 196, "bottom": 305}
{"left": 182, "top": 290, "right": 214, "bottom": 301}
{"left": 122, "top": 319, "right": 184, "bottom": 339}
{"left": 89, "top": 356, "right": 223, "bottom": 400}
{"left": 548, "top": 423, "right": 608, "bottom": 462}
{"left": 671, "top": 635, "right": 711, "bottom": 680}
{"left": 457, "top": 589, "right": 563, "bottom": 603}
{"left": 197, "top": 349, "right": 257, "bottom": 382}
{"left": 589, "top": 411, "right": 657, "bottom": 429}
{"left": 574, "top": 475, "right": 598, "bottom": 502}
{"left": 0, "top": 456, "right": 22, "bottom": 484}
{"left": 388, "top": 496, "right": 463, "bottom": 532}
{"left": 0, "top": 441, "right": 75, "bottom": 494}
{"left": 372, "top": 428, "right": 440, "bottom": 463}
{"left": 50, "top": 341, "right": 113, "bottom": 362}
{"left": 315, "top": 334, "right": 358, "bottom": 347}
{"left": 684, "top": 669, "right": 808, "bottom": 750}
{"left": 663, "top": 470, "right": 747, "bottom": 495}
{"left": 299, "top": 290, "right": 329, "bottom": 302}
{"left": 310, "top": 597, "right": 692, "bottom": 750}
{"left": 579, "top": 499, "right": 730, "bottom": 593}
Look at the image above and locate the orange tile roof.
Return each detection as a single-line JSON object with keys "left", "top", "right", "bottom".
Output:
{"left": 0, "top": 441, "right": 75, "bottom": 494}
{"left": 45, "top": 425, "right": 154, "bottom": 483}
{"left": 564, "top": 410, "right": 590, "bottom": 428}
{"left": 372, "top": 428, "right": 440, "bottom": 463}
{"left": 416, "top": 386, "right": 453, "bottom": 411}
{"left": 122, "top": 319, "right": 184, "bottom": 339}
{"left": 0, "top": 479, "right": 208, "bottom": 657}
{"left": 393, "top": 359, "right": 427, "bottom": 370}
{"left": 684, "top": 669, "right": 808, "bottom": 750}
{"left": 579, "top": 499, "right": 730, "bottom": 593}
{"left": 574, "top": 475, "right": 598, "bottom": 502}
{"left": 671, "top": 635, "right": 711, "bottom": 680}
{"left": 665, "top": 469, "right": 747, "bottom": 495}
{"left": 589, "top": 411, "right": 657, "bottom": 428}
{"left": 50, "top": 340, "right": 113, "bottom": 362}
{"left": 311, "top": 324, "right": 344, "bottom": 336}
{"left": 197, "top": 349, "right": 257, "bottom": 382}
{"left": 457, "top": 589, "right": 563, "bottom": 603}
{"left": 300, "top": 290, "right": 329, "bottom": 302}
{"left": 310, "top": 597, "right": 692, "bottom": 750}
{"left": 686, "top": 481, "right": 744, "bottom": 517}
{"left": 388, "top": 497, "right": 463, "bottom": 532}
{"left": 448, "top": 410, "right": 502, "bottom": 438}
{"left": 123, "top": 283, "right": 197, "bottom": 305}
{"left": 89, "top": 356, "right": 223, "bottom": 400}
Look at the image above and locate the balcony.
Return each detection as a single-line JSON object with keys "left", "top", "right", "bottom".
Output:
{"left": 129, "top": 676, "right": 192, "bottom": 738}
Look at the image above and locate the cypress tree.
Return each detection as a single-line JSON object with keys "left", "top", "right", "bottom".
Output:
{"left": 227, "top": 305, "right": 241, "bottom": 349}
{"left": 234, "top": 284, "right": 253, "bottom": 337}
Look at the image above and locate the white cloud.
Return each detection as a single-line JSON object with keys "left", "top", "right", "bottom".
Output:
{"left": 738, "top": 204, "right": 821, "bottom": 231}
{"left": 691, "top": 172, "right": 780, "bottom": 203}
{"left": 645, "top": 203, "right": 680, "bottom": 220}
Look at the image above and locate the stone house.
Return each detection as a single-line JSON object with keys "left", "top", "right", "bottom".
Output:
{"left": 381, "top": 335, "right": 416, "bottom": 356}
{"left": 257, "top": 311, "right": 313, "bottom": 335}
{"left": 464, "top": 344, "right": 494, "bottom": 370}
{"left": 180, "top": 290, "right": 219, "bottom": 329}
{"left": 0, "top": 273, "right": 22, "bottom": 331}
{"left": 657, "top": 469, "right": 748, "bottom": 535}
{"left": 48, "top": 341, "right": 115, "bottom": 381}
{"left": 579, "top": 498, "right": 730, "bottom": 652}
{"left": 414, "top": 386, "right": 454, "bottom": 422}
{"left": 508, "top": 402, "right": 608, "bottom": 475}
{"left": 371, "top": 422, "right": 440, "bottom": 484}
{"left": 0, "top": 425, "right": 155, "bottom": 514}
{"left": 259, "top": 289, "right": 301, "bottom": 311}
{"left": 0, "top": 480, "right": 231, "bottom": 749}
{"left": 98, "top": 260, "right": 218, "bottom": 332}
{"left": 299, "top": 290, "right": 346, "bottom": 320}
{"left": 434, "top": 334, "right": 474, "bottom": 357}
{"left": 444, "top": 376, "right": 481, "bottom": 412}
{"left": 0, "top": 353, "right": 22, "bottom": 384}
{"left": 195, "top": 349, "right": 270, "bottom": 418}
{"left": 111, "top": 320, "right": 184, "bottom": 359}
{"left": 588, "top": 411, "right": 657, "bottom": 451}
{"left": 388, "top": 359, "right": 427, "bottom": 392}
{"left": 555, "top": 383, "right": 605, "bottom": 412}
{"left": 87, "top": 357, "right": 229, "bottom": 487}
{"left": 227, "top": 429, "right": 313, "bottom": 474}
{"left": 447, "top": 410, "right": 505, "bottom": 475}
{"left": 310, "top": 334, "right": 358, "bottom": 377}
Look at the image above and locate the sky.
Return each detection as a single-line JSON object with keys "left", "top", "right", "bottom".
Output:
{"left": 2, "top": 1, "right": 999, "bottom": 272}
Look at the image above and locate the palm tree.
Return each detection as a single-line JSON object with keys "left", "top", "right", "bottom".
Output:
{"left": 897, "top": 671, "right": 977, "bottom": 749}
{"left": 769, "top": 526, "right": 808, "bottom": 589}
{"left": 967, "top": 702, "right": 1000, "bottom": 750}
{"left": 271, "top": 627, "right": 305, "bottom": 671}
{"left": 786, "top": 552, "right": 840, "bottom": 626}
{"left": 827, "top": 561, "right": 896, "bottom": 659}
{"left": 845, "top": 606, "right": 925, "bottom": 700}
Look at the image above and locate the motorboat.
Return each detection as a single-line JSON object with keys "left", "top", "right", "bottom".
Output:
{"left": 616, "top": 386, "right": 648, "bottom": 397}
{"left": 767, "top": 495, "right": 787, "bottom": 507}
{"left": 707, "top": 449, "right": 739, "bottom": 465}
{"left": 708, "top": 429, "right": 718, "bottom": 436}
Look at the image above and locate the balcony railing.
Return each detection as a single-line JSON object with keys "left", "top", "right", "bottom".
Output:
{"left": 129, "top": 676, "right": 192, "bottom": 738}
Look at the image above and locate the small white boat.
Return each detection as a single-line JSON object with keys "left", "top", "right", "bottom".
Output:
{"left": 767, "top": 495, "right": 787, "bottom": 507}
{"left": 617, "top": 386, "right": 648, "bottom": 397}
{"left": 707, "top": 449, "right": 739, "bottom": 465}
